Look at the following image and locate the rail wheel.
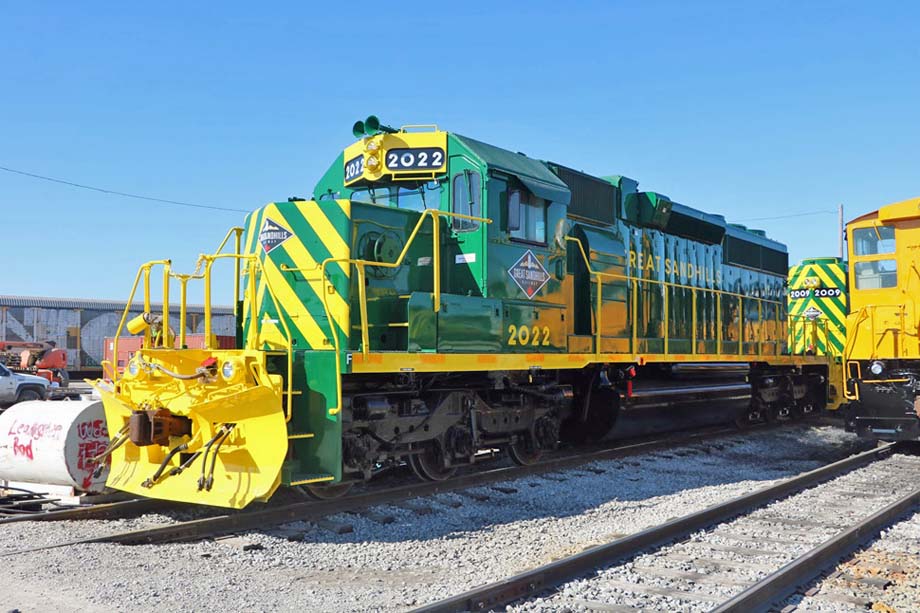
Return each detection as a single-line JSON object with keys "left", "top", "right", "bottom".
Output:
{"left": 508, "top": 435, "right": 542, "bottom": 466}
{"left": 300, "top": 482, "right": 353, "bottom": 500}
{"left": 408, "top": 443, "right": 457, "bottom": 481}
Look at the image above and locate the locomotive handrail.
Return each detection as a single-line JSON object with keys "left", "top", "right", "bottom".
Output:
{"left": 111, "top": 259, "right": 171, "bottom": 385}
{"left": 788, "top": 314, "right": 831, "bottom": 356}
{"left": 280, "top": 208, "right": 491, "bottom": 418}
{"left": 564, "top": 236, "right": 783, "bottom": 356}
{"left": 109, "top": 225, "right": 296, "bottom": 423}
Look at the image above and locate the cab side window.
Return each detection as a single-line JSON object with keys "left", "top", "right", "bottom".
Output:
{"left": 452, "top": 170, "right": 481, "bottom": 231}
{"left": 508, "top": 189, "right": 547, "bottom": 244}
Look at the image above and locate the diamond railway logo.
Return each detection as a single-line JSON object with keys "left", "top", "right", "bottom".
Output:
{"left": 258, "top": 217, "right": 293, "bottom": 253}
{"left": 803, "top": 306, "right": 824, "bottom": 320}
{"left": 508, "top": 250, "right": 551, "bottom": 299}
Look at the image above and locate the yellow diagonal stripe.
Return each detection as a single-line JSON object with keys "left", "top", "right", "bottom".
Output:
{"left": 260, "top": 255, "right": 329, "bottom": 348}
{"left": 298, "top": 200, "right": 351, "bottom": 278}
{"left": 265, "top": 204, "right": 350, "bottom": 338}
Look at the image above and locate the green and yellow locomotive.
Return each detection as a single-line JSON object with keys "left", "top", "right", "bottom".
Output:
{"left": 787, "top": 257, "right": 848, "bottom": 357}
{"left": 94, "top": 117, "right": 835, "bottom": 508}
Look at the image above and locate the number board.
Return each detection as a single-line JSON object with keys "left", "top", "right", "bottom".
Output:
{"left": 344, "top": 154, "right": 364, "bottom": 183}
{"left": 790, "top": 287, "right": 842, "bottom": 300}
{"left": 385, "top": 148, "right": 445, "bottom": 171}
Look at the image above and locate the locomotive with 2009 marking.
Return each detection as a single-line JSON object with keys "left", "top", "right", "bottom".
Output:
{"left": 787, "top": 257, "right": 848, "bottom": 357}
{"left": 91, "top": 116, "right": 835, "bottom": 508}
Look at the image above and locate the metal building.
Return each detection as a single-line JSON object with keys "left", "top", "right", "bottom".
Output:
{"left": 0, "top": 295, "right": 235, "bottom": 375}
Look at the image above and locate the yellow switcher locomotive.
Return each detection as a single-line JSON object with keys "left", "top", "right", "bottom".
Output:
{"left": 93, "top": 117, "right": 834, "bottom": 508}
{"left": 843, "top": 197, "right": 920, "bottom": 440}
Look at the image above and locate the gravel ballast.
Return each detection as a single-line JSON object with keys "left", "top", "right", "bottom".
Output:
{"left": 0, "top": 425, "right": 867, "bottom": 612}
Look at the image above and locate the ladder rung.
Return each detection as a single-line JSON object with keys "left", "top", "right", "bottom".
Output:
{"left": 288, "top": 432, "right": 314, "bottom": 440}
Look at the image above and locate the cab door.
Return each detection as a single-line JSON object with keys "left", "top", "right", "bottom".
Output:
{"left": 445, "top": 154, "right": 486, "bottom": 296}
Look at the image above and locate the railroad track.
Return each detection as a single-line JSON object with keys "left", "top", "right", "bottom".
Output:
{"left": 0, "top": 486, "right": 61, "bottom": 517}
{"left": 0, "top": 423, "right": 763, "bottom": 555}
{"left": 413, "top": 442, "right": 920, "bottom": 613}
{"left": 0, "top": 496, "right": 172, "bottom": 524}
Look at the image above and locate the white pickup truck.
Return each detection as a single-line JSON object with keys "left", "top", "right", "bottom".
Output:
{"left": 0, "top": 363, "right": 50, "bottom": 408}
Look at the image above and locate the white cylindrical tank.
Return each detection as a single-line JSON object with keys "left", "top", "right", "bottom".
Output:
{"left": 0, "top": 400, "right": 111, "bottom": 492}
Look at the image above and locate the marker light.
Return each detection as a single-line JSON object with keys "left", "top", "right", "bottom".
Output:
{"left": 869, "top": 361, "right": 885, "bottom": 376}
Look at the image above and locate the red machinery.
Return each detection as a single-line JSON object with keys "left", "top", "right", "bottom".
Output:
{"left": 0, "top": 341, "right": 69, "bottom": 386}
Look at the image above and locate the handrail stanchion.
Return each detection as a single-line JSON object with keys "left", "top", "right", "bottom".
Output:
{"left": 663, "top": 284, "right": 669, "bottom": 355}
{"left": 112, "top": 267, "right": 144, "bottom": 385}
{"left": 631, "top": 279, "right": 638, "bottom": 354}
{"left": 143, "top": 265, "right": 152, "bottom": 349}
{"left": 691, "top": 289, "right": 697, "bottom": 354}
{"left": 717, "top": 293, "right": 722, "bottom": 354}
{"left": 234, "top": 228, "right": 242, "bottom": 318}
{"left": 595, "top": 277, "right": 602, "bottom": 357}
{"left": 432, "top": 212, "right": 441, "bottom": 312}
{"left": 162, "top": 262, "right": 171, "bottom": 348}
{"left": 178, "top": 275, "right": 189, "bottom": 348}
{"left": 204, "top": 256, "right": 213, "bottom": 350}
{"left": 357, "top": 263, "right": 370, "bottom": 357}
{"left": 739, "top": 296, "right": 744, "bottom": 355}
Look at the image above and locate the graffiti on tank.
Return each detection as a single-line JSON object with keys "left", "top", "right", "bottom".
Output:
{"left": 12, "top": 436, "right": 34, "bottom": 460}
{"left": 6, "top": 419, "right": 63, "bottom": 441}
{"left": 75, "top": 418, "right": 111, "bottom": 488}
{"left": 77, "top": 419, "right": 108, "bottom": 440}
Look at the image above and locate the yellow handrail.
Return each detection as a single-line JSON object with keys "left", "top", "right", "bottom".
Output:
{"left": 111, "top": 260, "right": 170, "bottom": 385}
{"left": 565, "top": 236, "right": 784, "bottom": 355}
{"left": 280, "top": 208, "right": 491, "bottom": 418}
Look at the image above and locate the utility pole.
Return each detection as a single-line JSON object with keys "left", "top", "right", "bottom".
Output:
{"left": 838, "top": 203, "right": 844, "bottom": 259}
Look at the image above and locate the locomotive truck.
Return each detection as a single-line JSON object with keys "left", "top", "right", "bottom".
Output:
{"left": 91, "top": 117, "right": 835, "bottom": 508}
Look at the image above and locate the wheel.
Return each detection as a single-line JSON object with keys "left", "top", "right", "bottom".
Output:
{"left": 57, "top": 370, "right": 70, "bottom": 388}
{"left": 508, "top": 435, "right": 542, "bottom": 466}
{"left": 299, "top": 482, "right": 353, "bottom": 500}
{"left": 408, "top": 443, "right": 457, "bottom": 481}
{"left": 15, "top": 388, "right": 42, "bottom": 404}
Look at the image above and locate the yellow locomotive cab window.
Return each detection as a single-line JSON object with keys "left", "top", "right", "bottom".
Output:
{"left": 853, "top": 225, "right": 895, "bottom": 255}
{"left": 854, "top": 259, "right": 898, "bottom": 290}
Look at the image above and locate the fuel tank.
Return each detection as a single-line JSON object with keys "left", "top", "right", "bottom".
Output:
{"left": 0, "top": 400, "right": 111, "bottom": 492}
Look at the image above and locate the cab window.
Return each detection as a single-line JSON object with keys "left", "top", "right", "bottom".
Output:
{"left": 350, "top": 181, "right": 442, "bottom": 212}
{"left": 853, "top": 225, "right": 895, "bottom": 255}
{"left": 508, "top": 189, "right": 547, "bottom": 244}
{"left": 854, "top": 260, "right": 897, "bottom": 289}
{"left": 451, "top": 171, "right": 481, "bottom": 231}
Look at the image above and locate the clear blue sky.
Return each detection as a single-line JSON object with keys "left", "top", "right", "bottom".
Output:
{"left": 2, "top": 1, "right": 918, "bottom": 302}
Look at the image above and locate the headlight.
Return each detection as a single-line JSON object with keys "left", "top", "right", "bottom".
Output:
{"left": 127, "top": 359, "right": 140, "bottom": 378}
{"left": 221, "top": 360, "right": 236, "bottom": 381}
{"left": 869, "top": 361, "right": 885, "bottom": 376}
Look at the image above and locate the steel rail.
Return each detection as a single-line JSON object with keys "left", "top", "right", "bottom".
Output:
{"left": 713, "top": 483, "right": 920, "bottom": 613}
{"left": 411, "top": 442, "right": 897, "bottom": 613}
{"left": 0, "top": 497, "right": 172, "bottom": 525}
{"left": 0, "top": 424, "right": 750, "bottom": 555}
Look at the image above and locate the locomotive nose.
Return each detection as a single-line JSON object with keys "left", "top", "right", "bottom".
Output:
{"left": 95, "top": 348, "right": 288, "bottom": 508}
